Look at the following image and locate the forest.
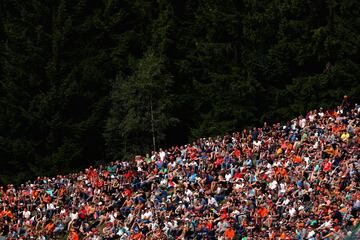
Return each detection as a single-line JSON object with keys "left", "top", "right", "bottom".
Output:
{"left": 1, "top": 0, "right": 359, "bottom": 184}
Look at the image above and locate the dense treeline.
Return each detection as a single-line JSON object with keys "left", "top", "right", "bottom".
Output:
{"left": 1, "top": 0, "right": 359, "bottom": 184}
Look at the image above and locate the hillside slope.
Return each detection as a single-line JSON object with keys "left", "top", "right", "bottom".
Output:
{"left": 0, "top": 102, "right": 359, "bottom": 239}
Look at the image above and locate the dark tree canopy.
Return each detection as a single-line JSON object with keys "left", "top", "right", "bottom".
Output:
{"left": 1, "top": 0, "right": 359, "bottom": 184}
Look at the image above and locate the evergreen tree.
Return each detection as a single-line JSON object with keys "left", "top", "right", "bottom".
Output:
{"left": 105, "top": 49, "right": 177, "bottom": 159}
{"left": 1, "top": 0, "right": 359, "bottom": 184}
{"left": 0, "top": 0, "right": 123, "bottom": 183}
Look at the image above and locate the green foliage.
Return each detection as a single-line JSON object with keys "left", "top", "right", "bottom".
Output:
{"left": 0, "top": 0, "right": 121, "bottom": 183}
{"left": 104, "top": 50, "right": 177, "bottom": 159}
{"left": 1, "top": 0, "right": 359, "bottom": 184}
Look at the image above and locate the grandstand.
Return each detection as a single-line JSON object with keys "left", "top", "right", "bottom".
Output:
{"left": 0, "top": 102, "right": 359, "bottom": 239}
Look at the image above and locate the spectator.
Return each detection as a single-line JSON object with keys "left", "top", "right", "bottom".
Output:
{"left": 0, "top": 100, "right": 359, "bottom": 239}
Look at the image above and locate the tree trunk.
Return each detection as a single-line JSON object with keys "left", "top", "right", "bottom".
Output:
{"left": 150, "top": 95, "right": 156, "bottom": 151}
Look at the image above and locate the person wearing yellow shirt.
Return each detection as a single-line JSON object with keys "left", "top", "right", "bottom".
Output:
{"left": 324, "top": 145, "right": 335, "bottom": 156}
{"left": 340, "top": 131, "right": 350, "bottom": 141}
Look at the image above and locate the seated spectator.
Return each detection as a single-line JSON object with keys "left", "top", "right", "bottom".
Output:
{"left": 0, "top": 101, "right": 359, "bottom": 239}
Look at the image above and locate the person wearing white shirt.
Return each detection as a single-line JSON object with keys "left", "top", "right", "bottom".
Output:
{"left": 299, "top": 118, "right": 306, "bottom": 129}
{"left": 159, "top": 148, "right": 166, "bottom": 161}
{"left": 70, "top": 211, "right": 78, "bottom": 221}
{"left": 289, "top": 207, "right": 296, "bottom": 217}
{"left": 22, "top": 208, "right": 31, "bottom": 220}
{"left": 208, "top": 196, "right": 218, "bottom": 207}
{"left": 269, "top": 180, "right": 277, "bottom": 190}
{"left": 67, "top": 211, "right": 78, "bottom": 231}
{"left": 225, "top": 173, "right": 232, "bottom": 182}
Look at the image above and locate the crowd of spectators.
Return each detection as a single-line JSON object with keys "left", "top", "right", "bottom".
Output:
{"left": 0, "top": 98, "right": 359, "bottom": 239}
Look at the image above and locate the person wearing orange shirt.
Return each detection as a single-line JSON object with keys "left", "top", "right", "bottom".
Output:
{"left": 67, "top": 228, "right": 79, "bottom": 240}
{"left": 233, "top": 149, "right": 241, "bottom": 159}
{"left": 44, "top": 221, "right": 55, "bottom": 234}
{"left": 258, "top": 206, "right": 269, "bottom": 218}
{"left": 2, "top": 209, "right": 13, "bottom": 220}
{"left": 280, "top": 232, "right": 287, "bottom": 239}
{"left": 130, "top": 232, "right": 144, "bottom": 239}
{"left": 224, "top": 227, "right": 236, "bottom": 239}
{"left": 206, "top": 221, "right": 213, "bottom": 231}
{"left": 293, "top": 155, "right": 302, "bottom": 163}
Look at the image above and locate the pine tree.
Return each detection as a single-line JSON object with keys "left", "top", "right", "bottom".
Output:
{"left": 0, "top": 0, "right": 123, "bottom": 183}
{"left": 105, "top": 49, "right": 177, "bottom": 159}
